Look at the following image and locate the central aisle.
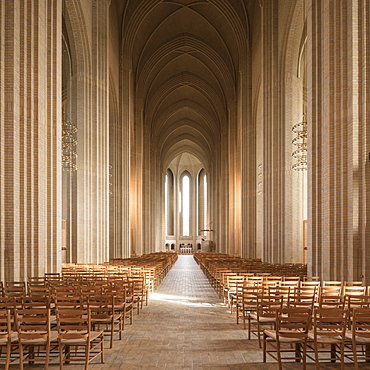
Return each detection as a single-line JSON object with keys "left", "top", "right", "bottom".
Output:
{"left": 86, "top": 255, "right": 323, "bottom": 369}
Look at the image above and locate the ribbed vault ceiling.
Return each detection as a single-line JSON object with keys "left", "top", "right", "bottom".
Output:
{"left": 118, "top": 0, "right": 250, "bottom": 169}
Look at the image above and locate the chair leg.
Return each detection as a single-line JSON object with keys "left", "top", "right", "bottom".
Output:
{"left": 19, "top": 344, "right": 24, "bottom": 370}
{"left": 44, "top": 342, "right": 50, "bottom": 370}
{"left": 84, "top": 343, "right": 89, "bottom": 370}
{"left": 276, "top": 339, "right": 282, "bottom": 370}
{"left": 314, "top": 341, "right": 319, "bottom": 370}
{"left": 5, "top": 343, "right": 11, "bottom": 370}
{"left": 59, "top": 344, "right": 64, "bottom": 370}
{"left": 101, "top": 335, "right": 105, "bottom": 363}
{"left": 352, "top": 341, "right": 359, "bottom": 370}
{"left": 340, "top": 342, "right": 345, "bottom": 370}
{"left": 257, "top": 322, "right": 262, "bottom": 348}
{"left": 110, "top": 320, "right": 114, "bottom": 348}
{"left": 302, "top": 341, "right": 307, "bottom": 370}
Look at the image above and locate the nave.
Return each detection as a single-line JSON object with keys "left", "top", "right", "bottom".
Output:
{"left": 55, "top": 255, "right": 355, "bottom": 370}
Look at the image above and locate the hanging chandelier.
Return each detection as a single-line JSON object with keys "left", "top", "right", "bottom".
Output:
{"left": 291, "top": 113, "right": 307, "bottom": 171}
{"left": 62, "top": 113, "right": 78, "bottom": 171}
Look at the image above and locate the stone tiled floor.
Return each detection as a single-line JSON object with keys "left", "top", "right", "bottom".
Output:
{"left": 15, "top": 255, "right": 367, "bottom": 369}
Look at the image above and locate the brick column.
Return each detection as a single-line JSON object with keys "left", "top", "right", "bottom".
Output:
{"left": 307, "top": 0, "right": 370, "bottom": 283}
{"left": 0, "top": 0, "right": 62, "bottom": 281}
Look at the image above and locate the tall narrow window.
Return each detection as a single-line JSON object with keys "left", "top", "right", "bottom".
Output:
{"left": 203, "top": 175, "right": 207, "bottom": 229}
{"left": 182, "top": 174, "right": 190, "bottom": 236}
{"left": 164, "top": 169, "right": 174, "bottom": 236}
{"left": 198, "top": 169, "right": 208, "bottom": 235}
{"left": 165, "top": 174, "right": 168, "bottom": 235}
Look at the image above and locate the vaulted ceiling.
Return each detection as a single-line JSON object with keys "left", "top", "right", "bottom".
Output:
{"left": 116, "top": 0, "right": 252, "bottom": 170}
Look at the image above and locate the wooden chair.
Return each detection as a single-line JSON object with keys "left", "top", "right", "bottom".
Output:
{"left": 28, "top": 286, "right": 50, "bottom": 298}
{"left": 347, "top": 307, "right": 370, "bottom": 369}
{"left": 0, "top": 309, "right": 17, "bottom": 370}
{"left": 249, "top": 295, "right": 283, "bottom": 348}
{"left": 347, "top": 295, "right": 370, "bottom": 310}
{"left": 4, "top": 281, "right": 26, "bottom": 298}
{"left": 344, "top": 281, "right": 364, "bottom": 287}
{"left": 263, "top": 307, "right": 312, "bottom": 370}
{"left": 344, "top": 285, "right": 366, "bottom": 299}
{"left": 15, "top": 308, "right": 58, "bottom": 369}
{"left": 123, "top": 279, "right": 140, "bottom": 314}
{"left": 322, "top": 281, "right": 343, "bottom": 295}
{"left": 302, "top": 276, "right": 320, "bottom": 282}
{"left": 318, "top": 286, "right": 345, "bottom": 309}
{"left": 56, "top": 307, "right": 104, "bottom": 369}
{"left": 294, "top": 286, "right": 317, "bottom": 305}
{"left": 79, "top": 285, "right": 104, "bottom": 307}
{"left": 268, "top": 286, "right": 291, "bottom": 307}
{"left": 225, "top": 275, "right": 245, "bottom": 311}
{"left": 54, "top": 296, "right": 82, "bottom": 311}
{"left": 104, "top": 285, "right": 133, "bottom": 330}
{"left": 44, "top": 273, "right": 61, "bottom": 284}
{"left": 22, "top": 296, "right": 51, "bottom": 310}
{"left": 0, "top": 297, "right": 18, "bottom": 329}
{"left": 245, "top": 276, "right": 264, "bottom": 287}
{"left": 235, "top": 284, "right": 259, "bottom": 332}
{"left": 27, "top": 277, "right": 46, "bottom": 295}
{"left": 318, "top": 294, "right": 345, "bottom": 309}
{"left": 308, "top": 307, "right": 348, "bottom": 370}
{"left": 87, "top": 295, "right": 123, "bottom": 348}
{"left": 288, "top": 294, "right": 315, "bottom": 311}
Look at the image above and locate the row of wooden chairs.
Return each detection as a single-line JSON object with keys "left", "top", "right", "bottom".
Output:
{"left": 194, "top": 252, "right": 308, "bottom": 278}
{"left": 0, "top": 306, "right": 105, "bottom": 369}
{"left": 261, "top": 305, "right": 370, "bottom": 370}
{"left": 235, "top": 285, "right": 370, "bottom": 335}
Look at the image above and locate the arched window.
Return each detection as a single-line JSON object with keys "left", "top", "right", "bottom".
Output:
{"left": 198, "top": 169, "right": 208, "bottom": 235}
{"left": 181, "top": 173, "right": 191, "bottom": 236}
{"left": 164, "top": 169, "right": 174, "bottom": 236}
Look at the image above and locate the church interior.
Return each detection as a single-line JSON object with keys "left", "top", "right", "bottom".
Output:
{"left": 0, "top": 0, "right": 370, "bottom": 368}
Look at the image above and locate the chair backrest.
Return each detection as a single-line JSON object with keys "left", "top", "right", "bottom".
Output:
{"left": 275, "top": 307, "right": 312, "bottom": 338}
{"left": 44, "top": 272, "right": 61, "bottom": 283}
{"left": 56, "top": 307, "right": 91, "bottom": 338}
{"left": 16, "top": 308, "right": 50, "bottom": 342}
{"left": 344, "top": 281, "right": 363, "bottom": 287}
{"left": 319, "top": 285, "right": 343, "bottom": 296}
{"left": 79, "top": 285, "right": 104, "bottom": 303}
{"left": 246, "top": 276, "right": 264, "bottom": 286}
{"left": 4, "top": 282, "right": 26, "bottom": 297}
{"left": 322, "top": 281, "right": 343, "bottom": 289}
{"left": 351, "top": 307, "right": 370, "bottom": 341}
{"left": 344, "top": 285, "right": 366, "bottom": 297}
{"left": 28, "top": 286, "right": 50, "bottom": 298}
{"left": 0, "top": 309, "right": 12, "bottom": 343}
{"left": 22, "top": 296, "right": 50, "bottom": 310}
{"left": 302, "top": 276, "right": 320, "bottom": 282}
{"left": 312, "top": 307, "right": 348, "bottom": 338}
{"left": 52, "top": 285, "right": 77, "bottom": 299}
{"left": 87, "top": 295, "right": 114, "bottom": 320}
{"left": 347, "top": 295, "right": 370, "bottom": 310}
{"left": 257, "top": 295, "right": 283, "bottom": 318}
{"left": 54, "top": 296, "right": 82, "bottom": 310}
{"left": 288, "top": 294, "right": 315, "bottom": 310}
{"left": 318, "top": 293, "right": 345, "bottom": 309}
{"left": 240, "top": 285, "right": 259, "bottom": 307}
{"left": 227, "top": 276, "right": 245, "bottom": 292}
{"left": 0, "top": 297, "right": 18, "bottom": 325}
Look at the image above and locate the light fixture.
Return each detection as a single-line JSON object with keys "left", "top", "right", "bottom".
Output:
{"left": 62, "top": 112, "right": 78, "bottom": 171}
{"left": 292, "top": 113, "right": 307, "bottom": 171}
